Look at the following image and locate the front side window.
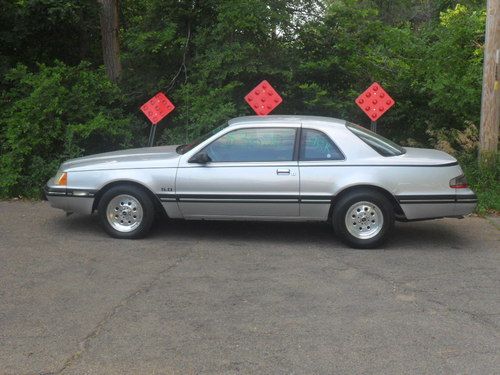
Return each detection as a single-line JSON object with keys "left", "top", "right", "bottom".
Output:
{"left": 176, "top": 123, "right": 228, "bottom": 155}
{"left": 346, "top": 122, "right": 405, "bottom": 157}
{"left": 300, "top": 129, "right": 344, "bottom": 161}
{"left": 204, "top": 128, "right": 296, "bottom": 162}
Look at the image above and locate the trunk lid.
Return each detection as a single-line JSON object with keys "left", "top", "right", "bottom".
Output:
{"left": 399, "top": 147, "right": 457, "bottom": 165}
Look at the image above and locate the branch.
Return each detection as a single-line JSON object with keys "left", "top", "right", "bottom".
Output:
{"left": 166, "top": 20, "right": 191, "bottom": 92}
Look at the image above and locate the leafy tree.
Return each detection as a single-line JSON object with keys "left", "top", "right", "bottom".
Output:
{"left": 0, "top": 0, "right": 101, "bottom": 72}
{"left": 418, "top": 4, "right": 485, "bottom": 130}
{"left": 0, "top": 62, "right": 133, "bottom": 198}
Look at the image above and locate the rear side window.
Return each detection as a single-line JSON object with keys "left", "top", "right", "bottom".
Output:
{"left": 346, "top": 122, "right": 405, "bottom": 157}
{"left": 205, "top": 127, "right": 296, "bottom": 162}
{"left": 300, "top": 129, "right": 344, "bottom": 161}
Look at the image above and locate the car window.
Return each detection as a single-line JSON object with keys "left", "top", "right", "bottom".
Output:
{"left": 176, "top": 122, "right": 228, "bottom": 155}
{"left": 346, "top": 122, "right": 405, "bottom": 157}
{"left": 300, "top": 129, "right": 344, "bottom": 161}
{"left": 204, "top": 128, "right": 296, "bottom": 162}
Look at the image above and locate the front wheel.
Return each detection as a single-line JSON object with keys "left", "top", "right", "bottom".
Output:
{"left": 97, "top": 185, "right": 155, "bottom": 239}
{"left": 332, "top": 190, "right": 394, "bottom": 249}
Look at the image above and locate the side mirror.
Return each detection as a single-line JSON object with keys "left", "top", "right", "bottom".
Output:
{"left": 189, "top": 151, "right": 212, "bottom": 164}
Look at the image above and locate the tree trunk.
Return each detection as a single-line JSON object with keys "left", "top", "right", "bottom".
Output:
{"left": 479, "top": 0, "right": 500, "bottom": 165}
{"left": 97, "top": 0, "right": 122, "bottom": 83}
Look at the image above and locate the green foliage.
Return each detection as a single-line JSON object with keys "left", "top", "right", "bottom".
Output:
{"left": 0, "top": 0, "right": 100, "bottom": 76}
{"left": 418, "top": 5, "right": 485, "bottom": 128}
{"left": 0, "top": 0, "right": 496, "bottom": 211}
{"left": 0, "top": 62, "right": 134, "bottom": 198}
{"left": 461, "top": 155, "right": 500, "bottom": 215}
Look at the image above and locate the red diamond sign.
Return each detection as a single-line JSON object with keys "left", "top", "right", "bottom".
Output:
{"left": 140, "top": 92, "right": 175, "bottom": 125}
{"left": 355, "top": 83, "right": 395, "bottom": 122}
{"left": 245, "top": 80, "right": 282, "bottom": 116}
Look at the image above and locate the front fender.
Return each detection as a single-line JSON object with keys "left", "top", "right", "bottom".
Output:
{"left": 67, "top": 168, "right": 182, "bottom": 218}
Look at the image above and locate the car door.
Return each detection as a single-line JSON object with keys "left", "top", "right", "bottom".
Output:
{"left": 175, "top": 125, "right": 300, "bottom": 219}
{"left": 298, "top": 127, "right": 346, "bottom": 220}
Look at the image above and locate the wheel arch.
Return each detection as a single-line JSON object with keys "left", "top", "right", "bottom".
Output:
{"left": 329, "top": 184, "right": 405, "bottom": 220}
{"left": 92, "top": 180, "right": 167, "bottom": 218}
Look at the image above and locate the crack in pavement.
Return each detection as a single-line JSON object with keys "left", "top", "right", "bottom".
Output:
{"left": 40, "top": 249, "right": 192, "bottom": 375}
{"left": 335, "top": 257, "right": 500, "bottom": 333}
{"left": 427, "top": 299, "right": 500, "bottom": 332}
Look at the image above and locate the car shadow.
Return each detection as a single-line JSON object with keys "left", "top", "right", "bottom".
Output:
{"left": 50, "top": 212, "right": 470, "bottom": 251}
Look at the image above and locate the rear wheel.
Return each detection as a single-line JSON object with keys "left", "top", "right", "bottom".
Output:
{"left": 332, "top": 190, "right": 394, "bottom": 248}
{"left": 97, "top": 185, "right": 155, "bottom": 239}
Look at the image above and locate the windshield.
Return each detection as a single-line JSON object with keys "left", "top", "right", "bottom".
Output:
{"left": 176, "top": 123, "right": 228, "bottom": 155}
{"left": 346, "top": 122, "right": 405, "bottom": 157}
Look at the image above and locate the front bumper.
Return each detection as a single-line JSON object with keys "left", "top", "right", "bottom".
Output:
{"left": 44, "top": 183, "right": 97, "bottom": 215}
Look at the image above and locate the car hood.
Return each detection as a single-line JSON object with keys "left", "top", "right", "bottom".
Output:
{"left": 61, "top": 145, "right": 181, "bottom": 171}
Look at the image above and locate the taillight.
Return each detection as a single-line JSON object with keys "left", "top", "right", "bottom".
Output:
{"left": 449, "top": 174, "right": 468, "bottom": 189}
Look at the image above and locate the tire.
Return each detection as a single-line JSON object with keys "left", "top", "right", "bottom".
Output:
{"left": 97, "top": 185, "right": 155, "bottom": 239}
{"left": 332, "top": 189, "right": 394, "bottom": 249}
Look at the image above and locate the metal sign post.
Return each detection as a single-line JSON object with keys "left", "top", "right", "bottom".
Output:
{"left": 147, "top": 124, "right": 158, "bottom": 147}
{"left": 355, "top": 82, "right": 395, "bottom": 133}
{"left": 140, "top": 92, "right": 175, "bottom": 147}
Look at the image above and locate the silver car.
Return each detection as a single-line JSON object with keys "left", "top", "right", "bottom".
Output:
{"left": 45, "top": 115, "right": 477, "bottom": 248}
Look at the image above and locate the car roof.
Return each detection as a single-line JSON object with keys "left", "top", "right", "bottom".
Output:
{"left": 227, "top": 115, "right": 347, "bottom": 127}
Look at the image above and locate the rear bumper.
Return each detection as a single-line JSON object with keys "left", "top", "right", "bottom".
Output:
{"left": 397, "top": 193, "right": 477, "bottom": 220}
{"left": 44, "top": 184, "right": 96, "bottom": 215}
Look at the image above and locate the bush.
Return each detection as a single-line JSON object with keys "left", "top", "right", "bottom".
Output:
{"left": 461, "top": 155, "right": 500, "bottom": 215}
{"left": 0, "top": 62, "right": 134, "bottom": 198}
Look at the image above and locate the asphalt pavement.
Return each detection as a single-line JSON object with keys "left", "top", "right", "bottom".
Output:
{"left": 0, "top": 201, "right": 499, "bottom": 374}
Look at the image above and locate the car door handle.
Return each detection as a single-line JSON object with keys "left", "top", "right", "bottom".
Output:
{"left": 276, "top": 168, "right": 290, "bottom": 175}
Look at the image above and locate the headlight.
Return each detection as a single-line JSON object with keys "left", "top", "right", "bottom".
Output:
{"left": 54, "top": 171, "right": 68, "bottom": 186}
